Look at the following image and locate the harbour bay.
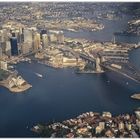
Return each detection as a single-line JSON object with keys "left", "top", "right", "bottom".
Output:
{"left": 0, "top": 3, "right": 139, "bottom": 137}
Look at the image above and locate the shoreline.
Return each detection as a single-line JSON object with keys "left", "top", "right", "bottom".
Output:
{"left": 0, "top": 75, "right": 32, "bottom": 93}
{"left": 131, "top": 94, "right": 140, "bottom": 100}
{"left": 75, "top": 70, "right": 105, "bottom": 74}
{"left": 31, "top": 109, "right": 140, "bottom": 138}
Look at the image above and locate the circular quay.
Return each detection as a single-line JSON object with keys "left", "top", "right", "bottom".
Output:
{"left": 0, "top": 0, "right": 139, "bottom": 139}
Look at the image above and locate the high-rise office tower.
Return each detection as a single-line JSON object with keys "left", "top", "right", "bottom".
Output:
{"left": 49, "top": 33, "right": 57, "bottom": 43}
{"left": 2, "top": 29, "right": 8, "bottom": 42}
{"left": 42, "top": 34, "right": 49, "bottom": 48}
{"left": 5, "top": 41, "right": 11, "bottom": 56}
{"left": 10, "top": 37, "right": 18, "bottom": 56}
{"left": 57, "top": 31, "right": 64, "bottom": 44}
{"left": 23, "top": 29, "right": 33, "bottom": 42}
{"left": 19, "top": 27, "right": 24, "bottom": 44}
{"left": 23, "top": 28, "right": 34, "bottom": 52}
{"left": 33, "top": 32, "right": 41, "bottom": 51}
{"left": 21, "top": 42, "right": 32, "bottom": 54}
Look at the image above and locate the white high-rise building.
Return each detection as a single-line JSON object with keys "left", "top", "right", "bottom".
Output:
{"left": 23, "top": 28, "right": 33, "bottom": 51}
{"left": 33, "top": 32, "right": 41, "bottom": 51}
{"left": 23, "top": 29, "right": 33, "bottom": 43}
{"left": 42, "top": 34, "right": 49, "bottom": 48}
{"left": 49, "top": 33, "right": 57, "bottom": 43}
{"left": 57, "top": 31, "right": 64, "bottom": 44}
{"left": 5, "top": 41, "right": 11, "bottom": 56}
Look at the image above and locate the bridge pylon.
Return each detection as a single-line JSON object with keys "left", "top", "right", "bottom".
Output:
{"left": 95, "top": 57, "right": 102, "bottom": 72}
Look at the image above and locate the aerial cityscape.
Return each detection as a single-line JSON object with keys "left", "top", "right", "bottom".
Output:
{"left": 0, "top": 2, "right": 140, "bottom": 138}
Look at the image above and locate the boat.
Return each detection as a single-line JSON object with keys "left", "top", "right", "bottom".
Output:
{"left": 35, "top": 73, "right": 43, "bottom": 78}
{"left": 8, "top": 65, "right": 14, "bottom": 69}
{"left": 131, "top": 94, "right": 140, "bottom": 100}
{"left": 67, "top": 28, "right": 78, "bottom": 32}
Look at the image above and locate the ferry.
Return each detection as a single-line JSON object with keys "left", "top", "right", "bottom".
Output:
{"left": 35, "top": 73, "right": 43, "bottom": 78}
{"left": 67, "top": 28, "right": 78, "bottom": 32}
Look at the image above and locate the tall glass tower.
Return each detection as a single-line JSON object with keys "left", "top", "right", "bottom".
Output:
{"left": 10, "top": 37, "right": 18, "bottom": 56}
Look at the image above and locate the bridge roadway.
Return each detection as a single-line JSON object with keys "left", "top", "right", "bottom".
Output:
{"left": 57, "top": 45, "right": 96, "bottom": 62}
{"left": 77, "top": 52, "right": 140, "bottom": 83}
{"left": 74, "top": 51, "right": 140, "bottom": 83}
{"left": 78, "top": 53, "right": 96, "bottom": 63}
{"left": 76, "top": 54, "right": 140, "bottom": 83}
{"left": 100, "top": 61, "right": 140, "bottom": 83}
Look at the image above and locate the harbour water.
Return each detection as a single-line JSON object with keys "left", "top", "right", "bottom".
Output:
{"left": 0, "top": 49, "right": 139, "bottom": 137}
{"left": 0, "top": 6, "right": 140, "bottom": 137}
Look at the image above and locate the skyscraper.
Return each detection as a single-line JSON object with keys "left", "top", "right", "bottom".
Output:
{"left": 21, "top": 42, "right": 32, "bottom": 54}
{"left": 49, "top": 33, "right": 57, "bottom": 43}
{"left": 42, "top": 34, "right": 49, "bottom": 48}
{"left": 33, "top": 32, "right": 41, "bottom": 51}
{"left": 5, "top": 41, "right": 11, "bottom": 56}
{"left": 23, "top": 28, "right": 34, "bottom": 52}
{"left": 23, "top": 29, "right": 33, "bottom": 42}
{"left": 10, "top": 37, "right": 18, "bottom": 56}
{"left": 57, "top": 31, "right": 64, "bottom": 44}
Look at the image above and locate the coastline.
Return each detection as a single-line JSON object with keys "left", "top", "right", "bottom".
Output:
{"left": 131, "top": 94, "right": 140, "bottom": 100}
{"left": 0, "top": 75, "right": 32, "bottom": 93}
{"left": 31, "top": 109, "right": 140, "bottom": 138}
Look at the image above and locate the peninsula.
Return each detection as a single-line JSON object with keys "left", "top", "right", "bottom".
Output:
{"left": 131, "top": 94, "right": 140, "bottom": 100}
{"left": 31, "top": 109, "right": 140, "bottom": 138}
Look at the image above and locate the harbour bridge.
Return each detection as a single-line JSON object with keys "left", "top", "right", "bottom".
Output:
{"left": 78, "top": 52, "right": 140, "bottom": 83}
{"left": 7, "top": 44, "right": 140, "bottom": 83}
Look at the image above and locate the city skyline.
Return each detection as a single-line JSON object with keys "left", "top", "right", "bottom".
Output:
{"left": 0, "top": 2, "right": 139, "bottom": 138}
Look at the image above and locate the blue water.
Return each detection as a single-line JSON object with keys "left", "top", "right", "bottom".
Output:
{"left": 0, "top": 52, "right": 140, "bottom": 137}
{"left": 0, "top": 3, "right": 140, "bottom": 137}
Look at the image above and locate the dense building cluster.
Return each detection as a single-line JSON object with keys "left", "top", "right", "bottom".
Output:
{"left": 0, "top": 22, "right": 65, "bottom": 67}
{"left": 32, "top": 110, "right": 140, "bottom": 138}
